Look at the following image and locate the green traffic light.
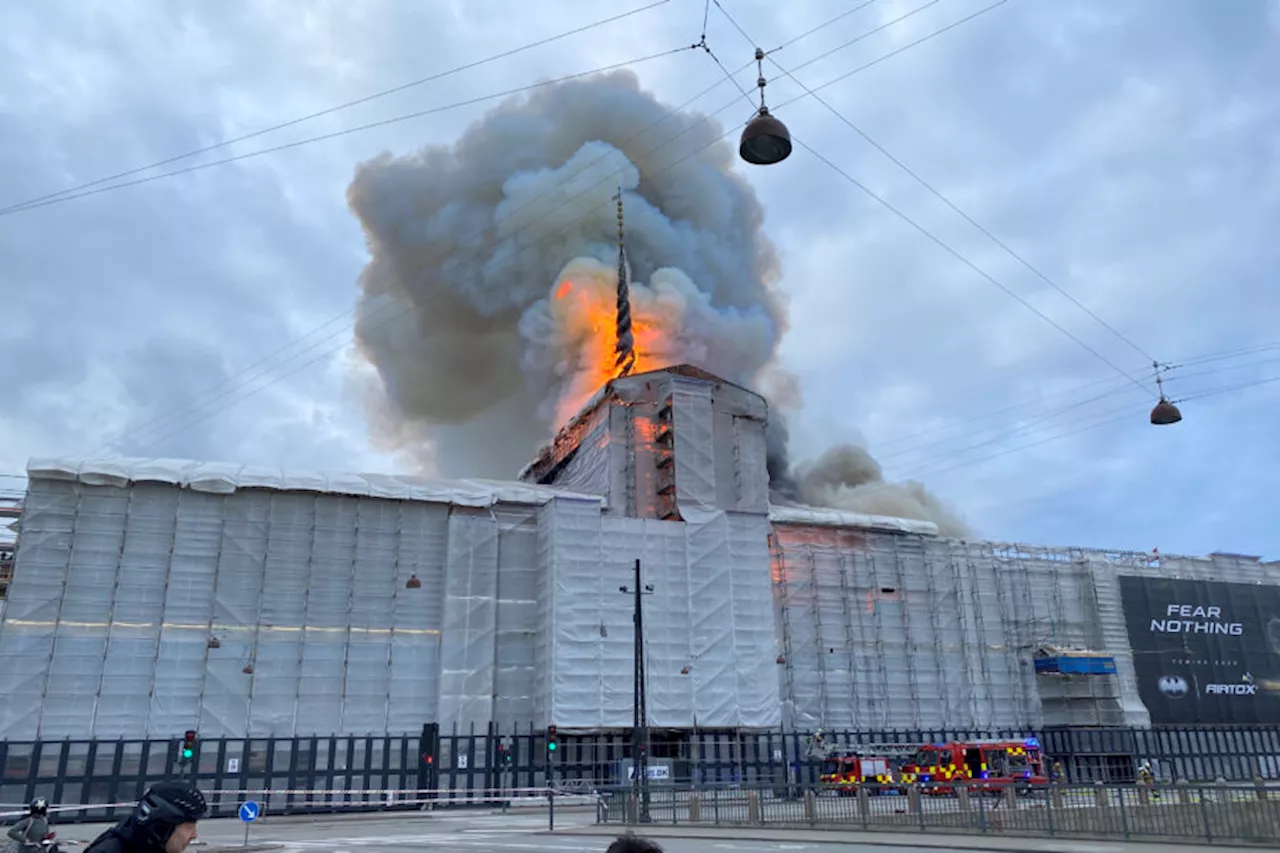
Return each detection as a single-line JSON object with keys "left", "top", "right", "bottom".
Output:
{"left": 182, "top": 748, "right": 193, "bottom": 759}
{"left": 548, "top": 742, "right": 556, "bottom": 751}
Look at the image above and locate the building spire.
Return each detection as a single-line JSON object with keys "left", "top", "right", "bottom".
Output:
{"left": 614, "top": 188, "right": 636, "bottom": 378}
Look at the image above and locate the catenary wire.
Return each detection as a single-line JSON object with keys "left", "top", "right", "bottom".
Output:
{"left": 712, "top": 0, "right": 1155, "bottom": 399}
{"left": 718, "top": 1, "right": 1162, "bottom": 371}
{"left": 102, "top": 8, "right": 986, "bottom": 455}
{"left": 0, "top": 0, "right": 673, "bottom": 216}
{"left": 112, "top": 6, "right": 1081, "bottom": 456}
{"left": 1165, "top": 339, "right": 1280, "bottom": 370}
{"left": 79, "top": 5, "right": 926, "bottom": 451}
{"left": 81, "top": 44, "right": 708, "bottom": 451}
{"left": 7, "top": 371, "right": 1274, "bottom": 525}
{"left": 763, "top": 0, "right": 886, "bottom": 55}
{"left": 796, "top": 136, "right": 1156, "bottom": 398}
{"left": 0, "top": 400, "right": 1190, "bottom": 535}
{"left": 0, "top": 47, "right": 696, "bottom": 220}
{"left": 2, "top": 0, "right": 948, "bottom": 222}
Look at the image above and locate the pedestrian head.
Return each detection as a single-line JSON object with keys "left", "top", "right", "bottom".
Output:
{"left": 132, "top": 782, "right": 207, "bottom": 853}
{"left": 605, "top": 834, "right": 664, "bottom": 853}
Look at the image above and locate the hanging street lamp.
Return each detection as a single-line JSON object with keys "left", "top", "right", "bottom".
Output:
{"left": 739, "top": 48, "right": 791, "bottom": 166}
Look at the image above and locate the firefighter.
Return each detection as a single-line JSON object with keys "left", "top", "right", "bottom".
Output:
{"left": 1137, "top": 760, "right": 1160, "bottom": 799}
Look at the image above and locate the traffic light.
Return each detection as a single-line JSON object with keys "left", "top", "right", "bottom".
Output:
{"left": 497, "top": 742, "right": 513, "bottom": 765}
{"left": 179, "top": 730, "right": 197, "bottom": 765}
{"left": 547, "top": 725, "right": 558, "bottom": 753}
{"left": 420, "top": 722, "right": 439, "bottom": 767}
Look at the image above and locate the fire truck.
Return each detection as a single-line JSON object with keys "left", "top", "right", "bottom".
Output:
{"left": 818, "top": 753, "right": 897, "bottom": 794}
{"left": 899, "top": 738, "right": 1048, "bottom": 794}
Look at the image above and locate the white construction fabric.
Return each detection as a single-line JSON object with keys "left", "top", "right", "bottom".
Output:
{"left": 6, "top": 443, "right": 1279, "bottom": 739}
{"left": 0, "top": 476, "right": 458, "bottom": 738}
{"left": 670, "top": 383, "right": 717, "bottom": 511}
{"left": 27, "top": 457, "right": 602, "bottom": 508}
{"left": 538, "top": 499, "right": 780, "bottom": 730}
{"left": 769, "top": 505, "right": 938, "bottom": 536}
{"left": 437, "top": 510, "right": 500, "bottom": 730}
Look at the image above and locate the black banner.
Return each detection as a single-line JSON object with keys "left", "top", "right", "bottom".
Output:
{"left": 1118, "top": 575, "right": 1280, "bottom": 724}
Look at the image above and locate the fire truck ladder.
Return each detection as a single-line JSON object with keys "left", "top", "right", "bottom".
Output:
{"left": 823, "top": 742, "right": 922, "bottom": 758}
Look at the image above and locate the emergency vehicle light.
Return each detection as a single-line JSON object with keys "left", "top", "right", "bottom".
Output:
{"left": 1025, "top": 738, "right": 1040, "bottom": 748}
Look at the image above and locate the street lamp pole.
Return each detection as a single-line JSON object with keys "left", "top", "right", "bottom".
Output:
{"left": 619, "top": 558, "right": 653, "bottom": 823}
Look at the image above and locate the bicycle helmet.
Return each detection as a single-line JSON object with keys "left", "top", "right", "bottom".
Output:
{"left": 133, "top": 782, "right": 206, "bottom": 843}
{"left": 29, "top": 798, "right": 48, "bottom": 816}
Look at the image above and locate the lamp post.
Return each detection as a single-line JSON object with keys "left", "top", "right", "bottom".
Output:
{"left": 619, "top": 558, "right": 654, "bottom": 823}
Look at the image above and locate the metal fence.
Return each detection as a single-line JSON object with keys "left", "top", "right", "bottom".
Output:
{"left": 596, "top": 780, "right": 1280, "bottom": 845}
{"left": 2, "top": 724, "right": 1278, "bottom": 824}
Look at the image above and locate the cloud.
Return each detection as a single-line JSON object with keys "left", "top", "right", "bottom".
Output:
{"left": 0, "top": 0, "right": 1274, "bottom": 556}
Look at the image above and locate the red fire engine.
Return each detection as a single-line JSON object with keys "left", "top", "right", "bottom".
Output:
{"left": 900, "top": 738, "right": 1048, "bottom": 794}
{"left": 819, "top": 753, "right": 896, "bottom": 794}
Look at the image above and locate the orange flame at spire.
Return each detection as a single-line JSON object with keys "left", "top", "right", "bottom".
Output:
{"left": 547, "top": 269, "right": 670, "bottom": 423}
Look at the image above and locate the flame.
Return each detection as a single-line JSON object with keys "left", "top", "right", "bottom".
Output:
{"left": 548, "top": 271, "right": 671, "bottom": 423}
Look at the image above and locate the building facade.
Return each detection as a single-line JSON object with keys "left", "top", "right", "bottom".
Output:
{"left": 0, "top": 365, "right": 1276, "bottom": 740}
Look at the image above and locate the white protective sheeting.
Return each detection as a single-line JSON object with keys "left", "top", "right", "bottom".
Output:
{"left": 538, "top": 498, "right": 779, "bottom": 730}
{"left": 771, "top": 529, "right": 1280, "bottom": 730}
{"left": 0, "top": 476, "right": 456, "bottom": 739}
{"left": 770, "top": 505, "right": 939, "bottom": 536}
{"left": 492, "top": 507, "right": 540, "bottom": 728}
{"left": 8, "top": 432, "right": 1278, "bottom": 739}
{"left": 670, "top": 383, "right": 718, "bottom": 511}
{"left": 436, "top": 510, "right": 500, "bottom": 731}
{"left": 27, "top": 457, "right": 603, "bottom": 508}
{"left": 774, "top": 528, "right": 1042, "bottom": 730}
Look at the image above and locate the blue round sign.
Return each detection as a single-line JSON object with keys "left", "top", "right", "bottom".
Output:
{"left": 239, "top": 801, "right": 260, "bottom": 822}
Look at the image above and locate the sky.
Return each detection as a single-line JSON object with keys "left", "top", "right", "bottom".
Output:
{"left": 1, "top": 0, "right": 1276, "bottom": 559}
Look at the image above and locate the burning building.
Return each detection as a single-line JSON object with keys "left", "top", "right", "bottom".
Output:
{"left": 1, "top": 363, "right": 1277, "bottom": 740}
{"left": 2, "top": 72, "right": 1277, "bottom": 742}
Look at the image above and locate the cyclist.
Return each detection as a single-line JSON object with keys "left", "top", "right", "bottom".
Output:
{"left": 83, "top": 783, "right": 206, "bottom": 853}
{"left": 5, "top": 799, "right": 50, "bottom": 853}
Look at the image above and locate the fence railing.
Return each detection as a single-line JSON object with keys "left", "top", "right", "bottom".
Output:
{"left": 595, "top": 780, "right": 1280, "bottom": 845}
{"left": 2, "top": 724, "right": 1278, "bottom": 824}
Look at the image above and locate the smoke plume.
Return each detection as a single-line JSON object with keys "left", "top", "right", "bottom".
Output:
{"left": 347, "top": 70, "right": 967, "bottom": 535}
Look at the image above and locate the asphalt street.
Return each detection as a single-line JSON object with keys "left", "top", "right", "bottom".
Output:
{"left": 55, "top": 809, "right": 1268, "bottom": 853}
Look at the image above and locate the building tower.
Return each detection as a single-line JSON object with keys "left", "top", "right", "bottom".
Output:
{"left": 614, "top": 188, "right": 636, "bottom": 378}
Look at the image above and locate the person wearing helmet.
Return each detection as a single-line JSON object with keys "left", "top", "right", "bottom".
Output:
{"left": 83, "top": 783, "right": 206, "bottom": 853}
{"left": 4, "top": 799, "right": 50, "bottom": 853}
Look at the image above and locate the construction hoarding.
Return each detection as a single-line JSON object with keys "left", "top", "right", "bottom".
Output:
{"left": 1118, "top": 575, "right": 1280, "bottom": 724}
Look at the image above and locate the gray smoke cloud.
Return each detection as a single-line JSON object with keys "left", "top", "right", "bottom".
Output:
{"left": 346, "top": 69, "right": 968, "bottom": 535}
{"left": 792, "top": 445, "right": 970, "bottom": 537}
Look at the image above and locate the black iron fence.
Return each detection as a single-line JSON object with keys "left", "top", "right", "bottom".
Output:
{"left": 1, "top": 724, "right": 1278, "bottom": 824}
{"left": 596, "top": 779, "right": 1280, "bottom": 845}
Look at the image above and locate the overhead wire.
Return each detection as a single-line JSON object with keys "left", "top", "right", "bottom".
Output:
{"left": 850, "top": 348, "right": 1280, "bottom": 472}
{"left": 8, "top": 369, "right": 1275, "bottom": 524}
{"left": 742, "top": 6, "right": 1162, "bottom": 372}
{"left": 82, "top": 42, "right": 717, "bottom": 454}
{"left": 0, "top": 0, "right": 673, "bottom": 216}
{"left": 0, "top": 46, "right": 696, "bottom": 219}
{"left": 84, "top": 3, "right": 936, "bottom": 454}
{"left": 1164, "top": 339, "right": 1280, "bottom": 370}
{"left": 795, "top": 135, "right": 1156, "bottom": 397}
{"left": 710, "top": 0, "right": 1156, "bottom": 400}
{"left": 23, "top": 2, "right": 1265, "bottom": 489}
{"left": 14, "top": 374, "right": 1270, "bottom": 533}
{"left": 100, "top": 5, "right": 990, "bottom": 457}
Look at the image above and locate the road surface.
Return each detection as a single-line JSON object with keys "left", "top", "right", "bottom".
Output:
{"left": 54, "top": 809, "right": 1265, "bottom": 853}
